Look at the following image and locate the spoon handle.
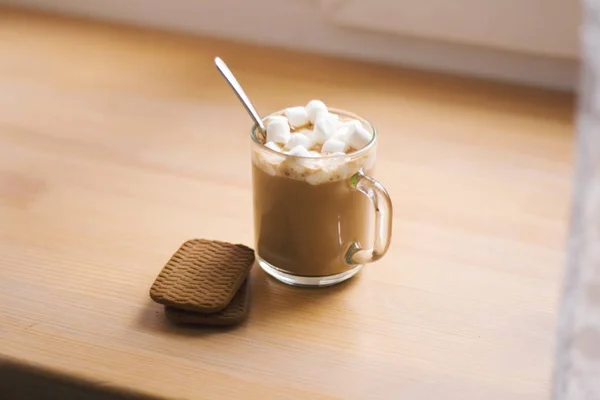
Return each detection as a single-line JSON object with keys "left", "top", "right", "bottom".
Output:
{"left": 214, "top": 57, "right": 266, "bottom": 133}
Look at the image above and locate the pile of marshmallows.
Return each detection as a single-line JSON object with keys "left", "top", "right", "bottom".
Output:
{"left": 264, "top": 100, "right": 372, "bottom": 157}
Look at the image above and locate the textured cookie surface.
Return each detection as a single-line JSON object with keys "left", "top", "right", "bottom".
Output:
{"left": 165, "top": 279, "right": 250, "bottom": 326}
{"left": 149, "top": 239, "right": 255, "bottom": 313}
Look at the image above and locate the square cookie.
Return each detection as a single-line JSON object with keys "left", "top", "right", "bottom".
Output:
{"left": 150, "top": 239, "right": 254, "bottom": 313}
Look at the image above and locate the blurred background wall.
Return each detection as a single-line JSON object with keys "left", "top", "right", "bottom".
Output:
{"left": 0, "top": 0, "right": 581, "bottom": 91}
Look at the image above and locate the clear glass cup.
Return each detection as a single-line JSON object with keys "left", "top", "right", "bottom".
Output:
{"left": 250, "top": 108, "right": 393, "bottom": 287}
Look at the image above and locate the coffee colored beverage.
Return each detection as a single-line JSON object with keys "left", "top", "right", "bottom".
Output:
{"left": 250, "top": 104, "right": 391, "bottom": 286}
{"left": 252, "top": 163, "right": 374, "bottom": 277}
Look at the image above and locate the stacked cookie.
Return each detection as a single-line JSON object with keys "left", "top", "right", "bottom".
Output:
{"left": 150, "top": 239, "right": 255, "bottom": 326}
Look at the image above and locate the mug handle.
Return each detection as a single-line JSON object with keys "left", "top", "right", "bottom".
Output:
{"left": 346, "top": 169, "right": 393, "bottom": 265}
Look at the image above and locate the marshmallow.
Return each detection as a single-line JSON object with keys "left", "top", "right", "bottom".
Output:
{"left": 333, "top": 125, "right": 351, "bottom": 143}
{"left": 302, "top": 152, "right": 323, "bottom": 170}
{"left": 256, "top": 144, "right": 284, "bottom": 175}
{"left": 327, "top": 113, "right": 340, "bottom": 126}
{"left": 269, "top": 115, "right": 287, "bottom": 121}
{"left": 284, "top": 106, "right": 310, "bottom": 128}
{"left": 337, "top": 118, "right": 349, "bottom": 128}
{"left": 285, "top": 133, "right": 314, "bottom": 150}
{"left": 305, "top": 130, "right": 319, "bottom": 146}
{"left": 336, "top": 162, "right": 356, "bottom": 179}
{"left": 266, "top": 115, "right": 288, "bottom": 125}
{"left": 261, "top": 163, "right": 277, "bottom": 176}
{"left": 306, "top": 169, "right": 332, "bottom": 185}
{"left": 322, "top": 138, "right": 349, "bottom": 154}
{"left": 305, "top": 100, "right": 328, "bottom": 124}
{"left": 266, "top": 118, "right": 291, "bottom": 145}
{"left": 346, "top": 120, "right": 372, "bottom": 150}
{"left": 264, "top": 141, "right": 282, "bottom": 152}
{"left": 287, "top": 145, "right": 311, "bottom": 157}
{"left": 312, "top": 113, "right": 337, "bottom": 144}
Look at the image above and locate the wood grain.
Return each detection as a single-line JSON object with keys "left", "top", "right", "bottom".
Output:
{"left": 0, "top": 7, "right": 574, "bottom": 400}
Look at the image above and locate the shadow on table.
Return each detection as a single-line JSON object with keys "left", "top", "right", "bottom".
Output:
{"left": 135, "top": 265, "right": 360, "bottom": 335}
{"left": 135, "top": 300, "right": 244, "bottom": 337}
{"left": 0, "top": 361, "right": 159, "bottom": 400}
{"left": 249, "top": 266, "right": 360, "bottom": 321}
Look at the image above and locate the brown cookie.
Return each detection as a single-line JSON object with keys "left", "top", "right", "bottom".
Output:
{"left": 164, "top": 278, "right": 250, "bottom": 326}
{"left": 150, "top": 239, "right": 255, "bottom": 313}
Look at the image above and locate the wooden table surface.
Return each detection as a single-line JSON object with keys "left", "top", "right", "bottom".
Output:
{"left": 0, "top": 8, "right": 574, "bottom": 400}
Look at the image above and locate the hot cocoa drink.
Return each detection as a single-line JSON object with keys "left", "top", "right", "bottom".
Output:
{"left": 250, "top": 101, "right": 390, "bottom": 286}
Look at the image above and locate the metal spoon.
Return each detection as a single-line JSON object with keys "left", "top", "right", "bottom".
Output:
{"left": 214, "top": 57, "right": 266, "bottom": 138}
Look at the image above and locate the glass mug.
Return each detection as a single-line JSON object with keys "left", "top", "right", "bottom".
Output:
{"left": 250, "top": 108, "right": 393, "bottom": 286}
